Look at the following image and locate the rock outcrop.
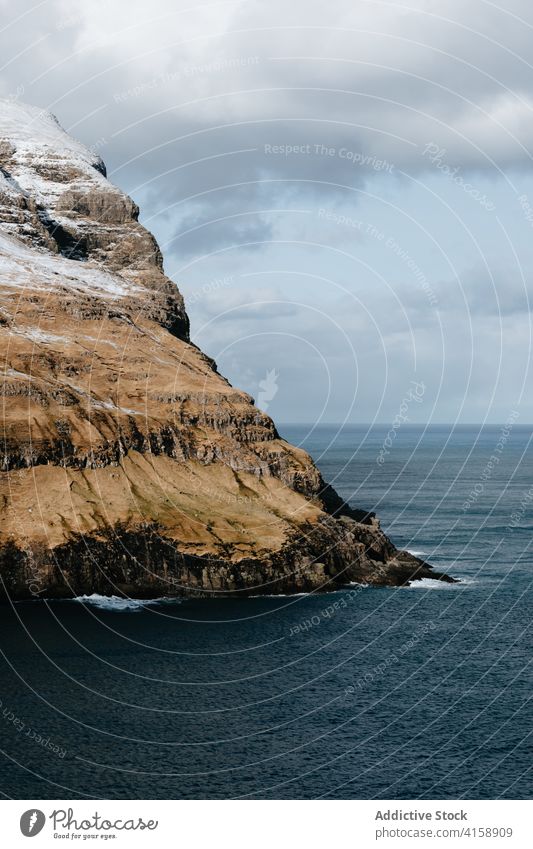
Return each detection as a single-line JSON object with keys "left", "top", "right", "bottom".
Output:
{"left": 0, "top": 100, "right": 455, "bottom": 599}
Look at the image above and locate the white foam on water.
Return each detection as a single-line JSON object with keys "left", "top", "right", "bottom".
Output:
{"left": 406, "top": 578, "right": 459, "bottom": 590}
{"left": 254, "top": 592, "right": 313, "bottom": 598}
{"left": 71, "top": 594, "right": 180, "bottom": 611}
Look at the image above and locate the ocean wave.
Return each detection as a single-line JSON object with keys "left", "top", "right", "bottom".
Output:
{"left": 253, "top": 592, "right": 313, "bottom": 598}
{"left": 406, "top": 578, "right": 460, "bottom": 590}
{"left": 71, "top": 594, "right": 180, "bottom": 611}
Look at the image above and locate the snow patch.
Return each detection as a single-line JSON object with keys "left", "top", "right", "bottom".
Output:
{"left": 91, "top": 399, "right": 143, "bottom": 416}
{"left": 0, "top": 230, "right": 141, "bottom": 299}
{"left": 9, "top": 327, "right": 67, "bottom": 344}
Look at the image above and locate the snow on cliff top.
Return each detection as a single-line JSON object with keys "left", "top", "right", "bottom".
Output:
{"left": 0, "top": 229, "right": 140, "bottom": 299}
{"left": 0, "top": 99, "right": 103, "bottom": 170}
{"left": 0, "top": 99, "right": 107, "bottom": 206}
{"left": 0, "top": 101, "right": 141, "bottom": 302}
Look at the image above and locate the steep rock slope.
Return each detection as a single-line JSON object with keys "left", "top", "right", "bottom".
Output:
{"left": 0, "top": 100, "right": 454, "bottom": 598}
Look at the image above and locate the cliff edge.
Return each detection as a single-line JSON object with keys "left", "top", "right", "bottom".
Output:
{"left": 0, "top": 100, "right": 455, "bottom": 598}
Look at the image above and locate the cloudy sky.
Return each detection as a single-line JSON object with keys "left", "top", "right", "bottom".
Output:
{"left": 1, "top": 0, "right": 533, "bottom": 423}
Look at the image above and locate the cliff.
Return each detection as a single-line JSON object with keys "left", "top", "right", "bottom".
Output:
{"left": 0, "top": 100, "right": 455, "bottom": 598}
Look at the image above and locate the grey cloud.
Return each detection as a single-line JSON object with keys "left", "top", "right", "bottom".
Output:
{"left": 2, "top": 0, "right": 533, "bottom": 421}
{"left": 3, "top": 0, "right": 532, "bottom": 254}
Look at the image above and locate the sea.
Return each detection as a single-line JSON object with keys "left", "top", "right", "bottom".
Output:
{"left": 0, "top": 424, "right": 531, "bottom": 799}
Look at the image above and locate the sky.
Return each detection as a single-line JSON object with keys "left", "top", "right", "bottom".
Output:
{"left": 1, "top": 0, "right": 533, "bottom": 424}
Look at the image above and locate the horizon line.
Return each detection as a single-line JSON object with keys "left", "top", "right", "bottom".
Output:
{"left": 275, "top": 421, "right": 533, "bottom": 427}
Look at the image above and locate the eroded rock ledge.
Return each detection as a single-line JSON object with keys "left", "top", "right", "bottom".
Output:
{"left": 0, "top": 100, "right": 456, "bottom": 599}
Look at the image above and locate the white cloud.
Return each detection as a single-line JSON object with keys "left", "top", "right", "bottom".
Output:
{"left": 1, "top": 0, "right": 533, "bottom": 421}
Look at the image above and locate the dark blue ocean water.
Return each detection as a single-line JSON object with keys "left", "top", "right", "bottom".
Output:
{"left": 0, "top": 425, "right": 531, "bottom": 799}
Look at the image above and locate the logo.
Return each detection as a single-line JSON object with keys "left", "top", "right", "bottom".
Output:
{"left": 20, "top": 809, "right": 46, "bottom": 837}
{"left": 257, "top": 368, "right": 279, "bottom": 411}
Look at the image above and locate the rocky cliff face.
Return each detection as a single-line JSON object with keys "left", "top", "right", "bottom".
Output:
{"left": 0, "top": 100, "right": 454, "bottom": 599}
